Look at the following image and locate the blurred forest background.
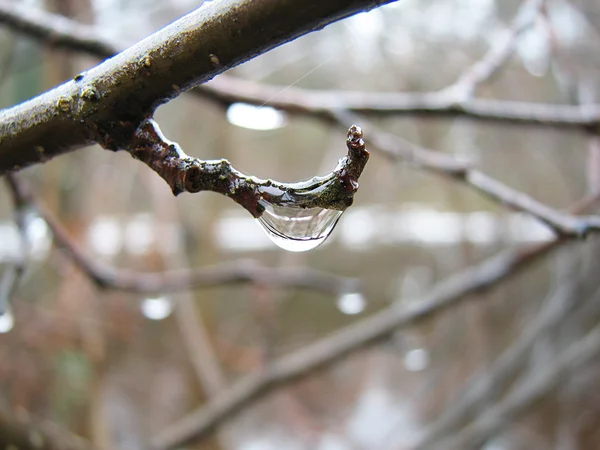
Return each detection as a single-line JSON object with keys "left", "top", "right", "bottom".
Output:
{"left": 1, "top": 0, "right": 600, "bottom": 449}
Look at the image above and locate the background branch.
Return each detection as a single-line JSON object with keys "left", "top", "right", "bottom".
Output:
{"left": 441, "top": 0, "right": 545, "bottom": 99}
{"left": 414, "top": 259, "right": 580, "bottom": 448}
{"left": 4, "top": 174, "right": 360, "bottom": 296}
{"left": 151, "top": 193, "right": 600, "bottom": 449}
{"left": 0, "top": 407, "right": 93, "bottom": 450}
{"left": 440, "top": 313, "right": 600, "bottom": 450}
{"left": 0, "top": 174, "right": 29, "bottom": 313}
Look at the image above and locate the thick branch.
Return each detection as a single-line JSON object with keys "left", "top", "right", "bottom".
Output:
{"left": 1, "top": 1, "right": 599, "bottom": 134}
{"left": 0, "top": 0, "right": 394, "bottom": 174}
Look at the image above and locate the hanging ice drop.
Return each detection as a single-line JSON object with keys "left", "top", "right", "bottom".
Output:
{"left": 256, "top": 201, "right": 343, "bottom": 252}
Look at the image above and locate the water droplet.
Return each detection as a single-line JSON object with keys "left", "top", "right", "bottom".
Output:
{"left": 256, "top": 202, "right": 342, "bottom": 252}
{"left": 141, "top": 296, "right": 173, "bottom": 320}
{"left": 336, "top": 292, "right": 366, "bottom": 315}
{"left": 226, "top": 102, "right": 286, "bottom": 130}
{"left": 404, "top": 348, "right": 429, "bottom": 372}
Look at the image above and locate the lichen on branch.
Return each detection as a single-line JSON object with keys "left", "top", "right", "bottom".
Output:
{"left": 130, "top": 119, "right": 369, "bottom": 217}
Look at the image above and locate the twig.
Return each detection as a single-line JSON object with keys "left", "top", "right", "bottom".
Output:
{"left": 4, "top": 174, "right": 361, "bottom": 296}
{"left": 0, "top": 1, "right": 599, "bottom": 130}
{"left": 204, "top": 78, "right": 600, "bottom": 128}
{"left": 150, "top": 193, "right": 600, "bottom": 450}
{"left": 130, "top": 119, "right": 369, "bottom": 217}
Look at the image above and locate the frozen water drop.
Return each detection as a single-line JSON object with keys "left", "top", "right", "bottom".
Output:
{"left": 256, "top": 203, "right": 342, "bottom": 252}
{"left": 336, "top": 292, "right": 366, "bottom": 315}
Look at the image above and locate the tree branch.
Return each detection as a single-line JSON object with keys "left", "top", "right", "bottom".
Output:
{"left": 130, "top": 119, "right": 369, "bottom": 216}
{"left": 0, "top": 173, "right": 29, "bottom": 313}
{"left": 0, "top": 0, "right": 393, "bottom": 174}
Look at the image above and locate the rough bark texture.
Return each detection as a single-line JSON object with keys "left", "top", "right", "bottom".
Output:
{"left": 0, "top": 0, "right": 394, "bottom": 174}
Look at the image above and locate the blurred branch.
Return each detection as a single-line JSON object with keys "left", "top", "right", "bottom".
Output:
{"left": 151, "top": 193, "right": 600, "bottom": 449}
{"left": 341, "top": 113, "right": 600, "bottom": 237}
{"left": 441, "top": 0, "right": 545, "bottom": 99}
{"left": 0, "top": 0, "right": 394, "bottom": 174}
{"left": 203, "top": 78, "right": 600, "bottom": 128}
{"left": 0, "top": 0, "right": 117, "bottom": 57}
{"left": 0, "top": 173, "right": 29, "bottom": 313}
{"left": 4, "top": 174, "right": 360, "bottom": 296}
{"left": 439, "top": 307, "right": 600, "bottom": 450}
{"left": 0, "top": 407, "right": 93, "bottom": 450}
{"left": 414, "top": 263, "right": 580, "bottom": 449}
{"left": 1, "top": 1, "right": 599, "bottom": 130}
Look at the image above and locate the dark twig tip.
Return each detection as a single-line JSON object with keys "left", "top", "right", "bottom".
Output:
{"left": 348, "top": 124, "right": 363, "bottom": 138}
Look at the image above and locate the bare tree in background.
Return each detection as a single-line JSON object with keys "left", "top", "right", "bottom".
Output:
{"left": 1, "top": 0, "right": 600, "bottom": 449}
